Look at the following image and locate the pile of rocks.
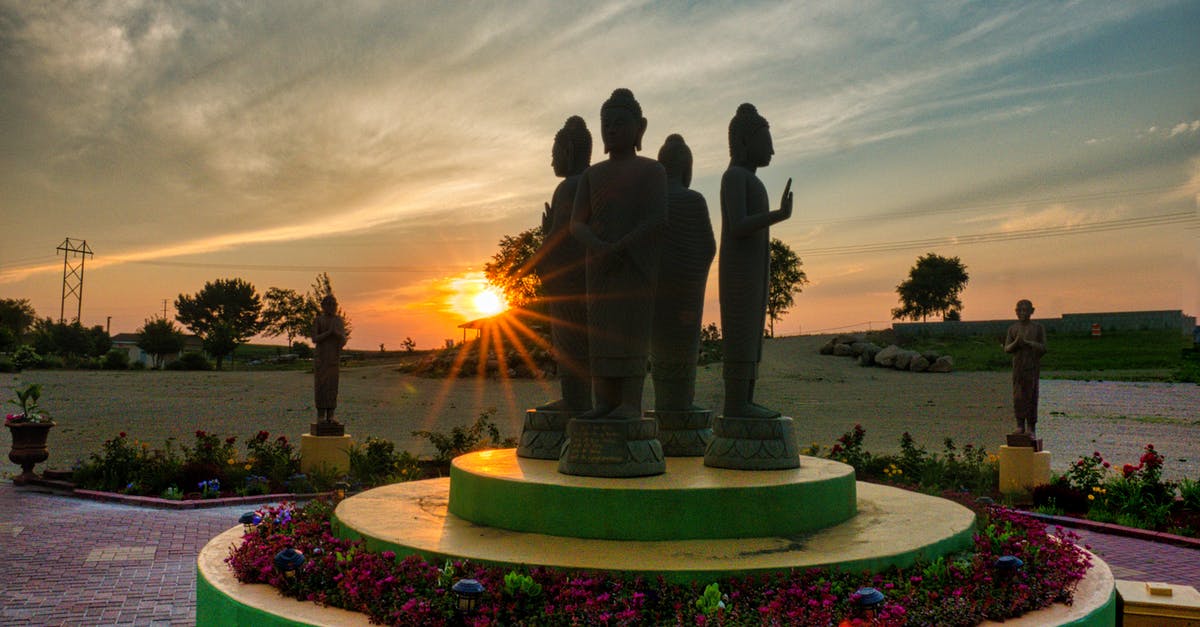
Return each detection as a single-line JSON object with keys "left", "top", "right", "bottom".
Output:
{"left": 819, "top": 335, "right": 954, "bottom": 373}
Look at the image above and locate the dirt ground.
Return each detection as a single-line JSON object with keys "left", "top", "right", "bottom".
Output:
{"left": 4, "top": 335, "right": 1198, "bottom": 481}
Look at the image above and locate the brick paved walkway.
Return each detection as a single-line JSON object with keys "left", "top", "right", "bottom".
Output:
{"left": 1, "top": 482, "right": 1197, "bottom": 626}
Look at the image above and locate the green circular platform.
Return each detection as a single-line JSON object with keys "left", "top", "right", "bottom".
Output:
{"left": 447, "top": 449, "right": 856, "bottom": 540}
{"left": 335, "top": 450, "right": 978, "bottom": 583}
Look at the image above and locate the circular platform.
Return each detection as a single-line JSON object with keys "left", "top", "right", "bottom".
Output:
{"left": 447, "top": 450, "right": 857, "bottom": 540}
{"left": 335, "top": 452, "right": 977, "bottom": 583}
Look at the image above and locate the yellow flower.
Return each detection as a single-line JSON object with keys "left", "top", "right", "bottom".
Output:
{"left": 227, "top": 458, "right": 236, "bottom": 465}
{"left": 1087, "top": 494, "right": 1095, "bottom": 501}
{"left": 244, "top": 464, "right": 252, "bottom": 471}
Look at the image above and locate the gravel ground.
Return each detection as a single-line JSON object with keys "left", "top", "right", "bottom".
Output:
{"left": 4, "top": 335, "right": 1197, "bottom": 481}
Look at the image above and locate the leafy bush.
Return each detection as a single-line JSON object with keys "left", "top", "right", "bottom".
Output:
{"left": 174, "top": 351, "right": 213, "bottom": 370}
{"left": 826, "top": 427, "right": 997, "bottom": 496}
{"left": 101, "top": 349, "right": 129, "bottom": 370}
{"left": 12, "top": 345, "right": 40, "bottom": 370}
{"left": 412, "top": 410, "right": 516, "bottom": 463}
{"left": 0, "top": 356, "right": 18, "bottom": 372}
{"left": 348, "top": 436, "right": 421, "bottom": 486}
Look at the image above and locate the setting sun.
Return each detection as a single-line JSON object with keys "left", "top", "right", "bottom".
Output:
{"left": 472, "top": 288, "right": 507, "bottom": 317}
{"left": 439, "top": 271, "right": 511, "bottom": 321}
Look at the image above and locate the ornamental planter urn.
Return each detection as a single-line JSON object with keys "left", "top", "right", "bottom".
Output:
{"left": 7, "top": 421, "right": 54, "bottom": 485}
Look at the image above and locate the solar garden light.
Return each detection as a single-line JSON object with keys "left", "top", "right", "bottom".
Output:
{"left": 451, "top": 578, "right": 485, "bottom": 613}
{"left": 995, "top": 555, "right": 1024, "bottom": 578}
{"left": 238, "top": 511, "right": 261, "bottom": 534}
{"left": 274, "top": 547, "right": 306, "bottom": 579}
{"left": 335, "top": 480, "right": 350, "bottom": 501}
{"left": 852, "top": 587, "right": 885, "bottom": 619}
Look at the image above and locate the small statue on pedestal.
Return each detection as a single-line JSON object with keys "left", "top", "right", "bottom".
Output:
{"left": 311, "top": 294, "right": 347, "bottom": 436}
{"left": 1004, "top": 299, "right": 1046, "bottom": 446}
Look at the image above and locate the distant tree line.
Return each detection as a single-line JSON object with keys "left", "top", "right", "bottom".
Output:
{"left": 0, "top": 272, "right": 354, "bottom": 372}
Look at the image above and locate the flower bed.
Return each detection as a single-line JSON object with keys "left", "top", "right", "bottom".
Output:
{"left": 226, "top": 499, "right": 1092, "bottom": 626}
{"left": 1032, "top": 445, "right": 1200, "bottom": 537}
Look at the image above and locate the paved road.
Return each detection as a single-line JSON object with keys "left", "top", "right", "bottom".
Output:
{"left": 1, "top": 483, "right": 1196, "bottom": 626}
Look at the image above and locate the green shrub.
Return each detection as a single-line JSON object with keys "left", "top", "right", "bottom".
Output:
{"left": 12, "top": 345, "right": 40, "bottom": 369}
{"left": 412, "top": 409, "right": 516, "bottom": 463}
{"left": 177, "top": 351, "right": 213, "bottom": 370}
{"left": 101, "top": 349, "right": 129, "bottom": 370}
{"left": 0, "top": 356, "right": 17, "bottom": 372}
{"left": 349, "top": 436, "right": 421, "bottom": 485}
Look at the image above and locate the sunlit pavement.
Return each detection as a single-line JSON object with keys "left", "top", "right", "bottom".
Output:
{"left": 0, "top": 482, "right": 1196, "bottom": 626}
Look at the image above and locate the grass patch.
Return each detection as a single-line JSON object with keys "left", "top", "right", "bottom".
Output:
{"left": 892, "top": 329, "right": 1192, "bottom": 374}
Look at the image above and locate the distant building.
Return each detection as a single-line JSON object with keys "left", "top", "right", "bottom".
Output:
{"left": 110, "top": 332, "right": 203, "bottom": 368}
{"left": 894, "top": 309, "right": 1196, "bottom": 338}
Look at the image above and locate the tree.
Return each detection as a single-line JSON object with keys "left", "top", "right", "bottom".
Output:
{"left": 401, "top": 337, "right": 416, "bottom": 352}
{"left": 30, "top": 318, "right": 107, "bottom": 358}
{"left": 262, "top": 287, "right": 319, "bottom": 350}
{"left": 483, "top": 226, "right": 544, "bottom": 310}
{"left": 175, "top": 278, "right": 264, "bottom": 369}
{"left": 766, "top": 238, "right": 810, "bottom": 338}
{"left": 136, "top": 317, "right": 185, "bottom": 369}
{"left": 0, "top": 298, "right": 36, "bottom": 349}
{"left": 891, "top": 252, "right": 970, "bottom": 322}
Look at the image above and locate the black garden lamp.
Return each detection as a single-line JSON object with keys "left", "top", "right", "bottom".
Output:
{"left": 274, "top": 547, "right": 306, "bottom": 579}
{"left": 852, "top": 587, "right": 885, "bottom": 619}
{"left": 451, "top": 578, "right": 485, "bottom": 613}
{"left": 995, "top": 555, "right": 1024, "bottom": 578}
{"left": 238, "top": 511, "right": 261, "bottom": 534}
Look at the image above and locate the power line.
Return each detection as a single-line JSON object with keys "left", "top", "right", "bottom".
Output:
{"left": 798, "top": 211, "right": 1197, "bottom": 257}
{"left": 120, "top": 259, "right": 464, "bottom": 273}
{"left": 791, "top": 181, "right": 1200, "bottom": 228}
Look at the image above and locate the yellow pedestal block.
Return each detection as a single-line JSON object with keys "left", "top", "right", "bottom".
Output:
{"left": 999, "top": 445, "right": 1051, "bottom": 494}
{"left": 300, "top": 433, "right": 353, "bottom": 475}
{"left": 1116, "top": 579, "right": 1200, "bottom": 626}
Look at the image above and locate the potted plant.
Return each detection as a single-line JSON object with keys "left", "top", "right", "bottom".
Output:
{"left": 5, "top": 383, "right": 55, "bottom": 485}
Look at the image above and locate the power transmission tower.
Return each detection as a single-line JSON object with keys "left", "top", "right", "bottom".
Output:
{"left": 57, "top": 238, "right": 93, "bottom": 324}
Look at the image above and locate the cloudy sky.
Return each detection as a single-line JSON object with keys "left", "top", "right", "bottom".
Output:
{"left": 1, "top": 1, "right": 1197, "bottom": 349}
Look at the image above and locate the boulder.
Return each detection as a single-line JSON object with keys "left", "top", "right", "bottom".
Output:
{"left": 859, "top": 344, "right": 881, "bottom": 366}
{"left": 930, "top": 355, "right": 955, "bottom": 373}
{"left": 874, "top": 344, "right": 904, "bottom": 367}
{"left": 833, "top": 343, "right": 855, "bottom": 357}
{"left": 922, "top": 351, "right": 941, "bottom": 364}
{"left": 819, "top": 338, "right": 836, "bottom": 355}
{"left": 909, "top": 355, "right": 930, "bottom": 372}
{"left": 894, "top": 350, "right": 917, "bottom": 371}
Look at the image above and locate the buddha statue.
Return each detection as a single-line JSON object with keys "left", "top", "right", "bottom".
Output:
{"left": 569, "top": 88, "right": 667, "bottom": 420}
{"left": 651, "top": 134, "right": 715, "bottom": 412}
{"left": 535, "top": 115, "right": 593, "bottom": 412}
{"left": 719, "top": 103, "right": 793, "bottom": 419}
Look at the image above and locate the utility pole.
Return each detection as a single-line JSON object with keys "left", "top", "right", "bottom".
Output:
{"left": 57, "top": 238, "right": 93, "bottom": 324}
{"left": 162, "top": 299, "right": 169, "bottom": 319}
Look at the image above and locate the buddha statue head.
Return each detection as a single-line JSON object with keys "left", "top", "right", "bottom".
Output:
{"left": 657, "top": 133, "right": 693, "bottom": 188}
{"left": 728, "top": 103, "right": 773, "bottom": 168}
{"left": 320, "top": 294, "right": 337, "bottom": 315}
{"left": 552, "top": 115, "right": 592, "bottom": 177}
{"left": 600, "top": 88, "right": 647, "bottom": 155}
